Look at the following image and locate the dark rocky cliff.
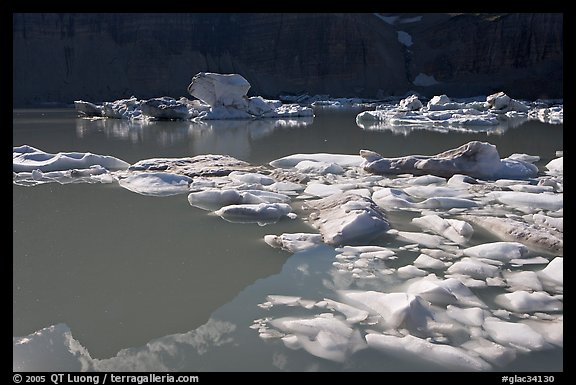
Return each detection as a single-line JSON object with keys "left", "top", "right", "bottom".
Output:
{"left": 12, "top": 13, "right": 562, "bottom": 107}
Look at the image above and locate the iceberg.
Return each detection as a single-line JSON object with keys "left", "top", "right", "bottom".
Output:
{"left": 75, "top": 72, "right": 313, "bottom": 121}
{"left": 361, "top": 141, "right": 538, "bottom": 180}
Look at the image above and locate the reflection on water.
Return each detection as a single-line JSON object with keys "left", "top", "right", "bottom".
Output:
{"left": 357, "top": 115, "right": 529, "bottom": 136}
{"left": 14, "top": 246, "right": 563, "bottom": 372}
{"left": 76, "top": 117, "right": 313, "bottom": 159}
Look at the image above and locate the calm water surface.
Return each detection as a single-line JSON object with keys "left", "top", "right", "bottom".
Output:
{"left": 13, "top": 108, "right": 563, "bottom": 371}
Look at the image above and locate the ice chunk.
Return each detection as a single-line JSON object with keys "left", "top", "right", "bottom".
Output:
{"left": 407, "top": 277, "right": 487, "bottom": 308}
{"left": 545, "top": 157, "right": 563, "bottom": 175}
{"left": 304, "top": 183, "right": 344, "bottom": 198}
{"left": 264, "top": 233, "right": 323, "bottom": 253}
{"left": 522, "top": 317, "right": 563, "bottom": 347}
{"left": 214, "top": 203, "right": 293, "bottom": 224}
{"left": 128, "top": 154, "right": 261, "bottom": 178}
{"left": 305, "top": 193, "right": 389, "bottom": 245}
{"left": 412, "top": 215, "right": 473, "bottom": 245}
{"left": 494, "top": 291, "right": 562, "bottom": 313}
{"left": 529, "top": 213, "right": 563, "bottom": 232}
{"left": 446, "top": 257, "right": 500, "bottom": 280}
{"left": 461, "top": 338, "right": 517, "bottom": 367}
{"left": 488, "top": 191, "right": 563, "bottom": 211}
{"left": 74, "top": 100, "right": 103, "bottom": 116}
{"left": 483, "top": 317, "right": 550, "bottom": 351}
{"left": 270, "top": 314, "right": 366, "bottom": 362}
{"left": 446, "top": 305, "right": 486, "bottom": 327}
{"left": 397, "top": 265, "right": 428, "bottom": 279}
{"left": 315, "top": 299, "right": 369, "bottom": 324}
{"left": 270, "top": 153, "right": 364, "bottom": 168}
{"left": 187, "top": 72, "right": 251, "bottom": 107}
{"left": 395, "top": 231, "right": 447, "bottom": 248}
{"left": 13, "top": 145, "right": 129, "bottom": 173}
{"left": 398, "top": 94, "right": 421, "bottom": 110}
{"left": 502, "top": 271, "right": 543, "bottom": 292}
{"left": 361, "top": 141, "right": 538, "bottom": 180}
{"left": 140, "top": 97, "right": 190, "bottom": 120}
{"left": 228, "top": 171, "right": 276, "bottom": 186}
{"left": 537, "top": 257, "right": 563, "bottom": 292}
{"left": 118, "top": 172, "right": 192, "bottom": 196}
{"left": 413, "top": 253, "right": 450, "bottom": 270}
{"left": 294, "top": 160, "right": 345, "bottom": 175}
{"left": 188, "top": 189, "right": 290, "bottom": 211}
{"left": 339, "top": 291, "right": 432, "bottom": 330}
{"left": 461, "top": 216, "right": 563, "bottom": 256}
{"left": 366, "top": 333, "right": 492, "bottom": 371}
{"left": 462, "top": 242, "right": 528, "bottom": 262}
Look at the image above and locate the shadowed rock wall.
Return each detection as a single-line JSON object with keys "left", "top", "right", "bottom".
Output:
{"left": 13, "top": 13, "right": 562, "bottom": 107}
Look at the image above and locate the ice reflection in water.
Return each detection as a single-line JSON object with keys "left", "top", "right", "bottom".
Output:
{"left": 76, "top": 117, "right": 313, "bottom": 159}
{"left": 357, "top": 115, "right": 529, "bottom": 136}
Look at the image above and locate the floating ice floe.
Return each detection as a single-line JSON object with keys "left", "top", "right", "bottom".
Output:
{"left": 461, "top": 216, "right": 563, "bottom": 256}
{"left": 117, "top": 172, "right": 192, "bottom": 196}
{"left": 356, "top": 92, "right": 561, "bottom": 133}
{"left": 13, "top": 324, "right": 92, "bottom": 372}
{"left": 13, "top": 166, "right": 114, "bottom": 187}
{"left": 482, "top": 317, "right": 552, "bottom": 352}
{"left": 304, "top": 193, "right": 390, "bottom": 245}
{"left": 366, "top": 333, "right": 492, "bottom": 371}
{"left": 412, "top": 214, "right": 473, "bottom": 245}
{"left": 446, "top": 257, "right": 500, "bottom": 280}
{"left": 264, "top": 233, "right": 324, "bottom": 253}
{"left": 76, "top": 72, "right": 313, "bottom": 121}
{"left": 267, "top": 314, "right": 367, "bottom": 362}
{"left": 270, "top": 153, "right": 364, "bottom": 169}
{"left": 214, "top": 202, "right": 294, "bottom": 224}
{"left": 188, "top": 189, "right": 290, "bottom": 211}
{"left": 361, "top": 141, "right": 538, "bottom": 180}
{"left": 13, "top": 145, "right": 129, "bottom": 173}
{"left": 461, "top": 242, "right": 528, "bottom": 262}
{"left": 127, "top": 154, "right": 263, "bottom": 178}
{"left": 537, "top": 257, "right": 563, "bottom": 293}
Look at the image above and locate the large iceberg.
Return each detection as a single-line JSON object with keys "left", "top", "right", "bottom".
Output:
{"left": 75, "top": 72, "right": 313, "bottom": 121}
{"left": 361, "top": 141, "right": 538, "bottom": 180}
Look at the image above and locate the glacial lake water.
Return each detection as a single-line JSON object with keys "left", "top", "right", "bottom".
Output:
{"left": 13, "top": 108, "right": 563, "bottom": 372}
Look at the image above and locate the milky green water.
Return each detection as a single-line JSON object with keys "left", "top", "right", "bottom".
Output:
{"left": 13, "top": 108, "right": 563, "bottom": 371}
